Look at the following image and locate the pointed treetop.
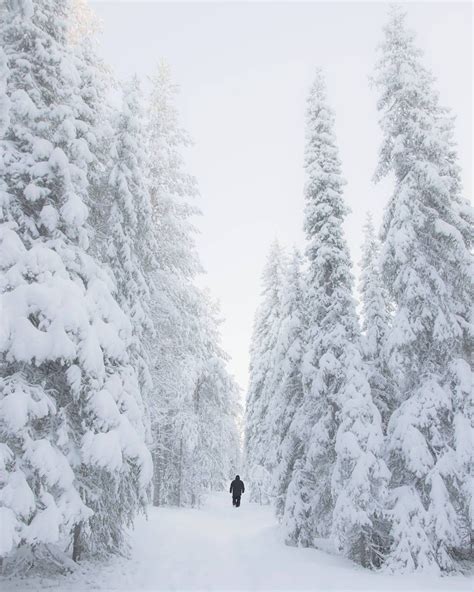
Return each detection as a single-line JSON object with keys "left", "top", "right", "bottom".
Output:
{"left": 361, "top": 211, "right": 377, "bottom": 248}
{"left": 260, "top": 239, "right": 285, "bottom": 291}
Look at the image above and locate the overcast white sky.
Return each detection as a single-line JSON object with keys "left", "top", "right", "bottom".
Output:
{"left": 91, "top": 0, "right": 472, "bottom": 393}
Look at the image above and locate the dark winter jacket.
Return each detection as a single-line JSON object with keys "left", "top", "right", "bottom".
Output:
{"left": 230, "top": 476, "right": 245, "bottom": 497}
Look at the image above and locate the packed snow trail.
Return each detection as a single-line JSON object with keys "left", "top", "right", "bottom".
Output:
{"left": 2, "top": 493, "right": 472, "bottom": 591}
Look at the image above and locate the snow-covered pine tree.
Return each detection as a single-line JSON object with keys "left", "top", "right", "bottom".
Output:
{"left": 185, "top": 293, "right": 242, "bottom": 506}
{"left": 270, "top": 248, "right": 306, "bottom": 520}
{"left": 358, "top": 212, "right": 393, "bottom": 427}
{"left": 0, "top": 0, "right": 151, "bottom": 568}
{"left": 69, "top": 4, "right": 156, "bottom": 551}
{"left": 373, "top": 5, "right": 474, "bottom": 573}
{"left": 68, "top": 0, "right": 115, "bottom": 253}
{"left": 244, "top": 240, "right": 286, "bottom": 504}
{"left": 105, "top": 75, "right": 156, "bottom": 428}
{"left": 284, "top": 71, "right": 389, "bottom": 568}
{"left": 145, "top": 62, "right": 204, "bottom": 507}
{"left": 284, "top": 70, "right": 349, "bottom": 546}
{"left": 73, "top": 0, "right": 159, "bottom": 484}
{"left": 145, "top": 64, "right": 241, "bottom": 507}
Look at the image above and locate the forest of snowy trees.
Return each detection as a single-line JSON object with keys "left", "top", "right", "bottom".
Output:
{"left": 0, "top": 0, "right": 472, "bottom": 583}
{"left": 245, "top": 6, "right": 473, "bottom": 575}
{"left": 0, "top": 0, "right": 241, "bottom": 572}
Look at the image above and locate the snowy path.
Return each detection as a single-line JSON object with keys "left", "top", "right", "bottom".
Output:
{"left": 2, "top": 492, "right": 472, "bottom": 592}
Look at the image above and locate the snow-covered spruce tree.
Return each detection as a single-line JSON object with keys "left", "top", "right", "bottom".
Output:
{"left": 270, "top": 248, "right": 306, "bottom": 520}
{"left": 193, "top": 355, "right": 242, "bottom": 493}
{"left": 358, "top": 212, "right": 393, "bottom": 427}
{"left": 0, "top": 0, "right": 151, "bottom": 568}
{"left": 71, "top": 1, "right": 156, "bottom": 467}
{"left": 70, "top": 5, "right": 156, "bottom": 552}
{"left": 145, "top": 64, "right": 241, "bottom": 506}
{"left": 373, "top": 6, "right": 473, "bottom": 573}
{"left": 284, "top": 71, "right": 389, "bottom": 568}
{"left": 68, "top": 0, "right": 115, "bottom": 255}
{"left": 145, "top": 62, "right": 204, "bottom": 507}
{"left": 184, "top": 293, "right": 242, "bottom": 506}
{"left": 105, "top": 76, "right": 156, "bottom": 425}
{"left": 244, "top": 240, "right": 286, "bottom": 504}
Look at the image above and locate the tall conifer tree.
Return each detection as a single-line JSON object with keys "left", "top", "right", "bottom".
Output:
{"left": 146, "top": 63, "right": 240, "bottom": 507}
{"left": 271, "top": 249, "right": 306, "bottom": 519}
{"left": 359, "top": 212, "right": 393, "bottom": 426}
{"left": 244, "top": 240, "right": 286, "bottom": 504}
{"left": 284, "top": 72, "right": 388, "bottom": 567}
{"left": 0, "top": 0, "right": 151, "bottom": 567}
{"left": 373, "top": 6, "right": 473, "bottom": 572}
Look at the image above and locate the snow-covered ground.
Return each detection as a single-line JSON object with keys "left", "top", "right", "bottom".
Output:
{"left": 2, "top": 492, "right": 472, "bottom": 592}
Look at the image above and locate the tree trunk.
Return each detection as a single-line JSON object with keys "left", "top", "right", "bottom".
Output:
{"left": 152, "top": 451, "right": 161, "bottom": 506}
{"left": 177, "top": 438, "right": 183, "bottom": 507}
{"left": 72, "top": 523, "right": 82, "bottom": 562}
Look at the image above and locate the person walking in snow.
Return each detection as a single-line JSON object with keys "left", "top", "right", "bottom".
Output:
{"left": 230, "top": 475, "right": 245, "bottom": 507}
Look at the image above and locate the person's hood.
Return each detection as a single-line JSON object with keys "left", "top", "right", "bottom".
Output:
{"left": 235, "top": 475, "right": 240, "bottom": 480}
